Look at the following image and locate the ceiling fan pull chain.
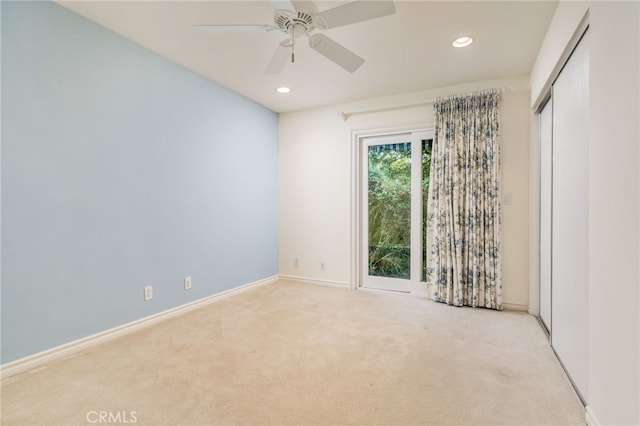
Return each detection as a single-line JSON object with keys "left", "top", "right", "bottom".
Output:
{"left": 291, "top": 31, "right": 295, "bottom": 63}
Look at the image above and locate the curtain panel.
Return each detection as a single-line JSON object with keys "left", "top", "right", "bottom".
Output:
{"left": 426, "top": 90, "right": 502, "bottom": 310}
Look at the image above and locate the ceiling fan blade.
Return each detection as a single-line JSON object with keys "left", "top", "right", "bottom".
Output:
{"left": 192, "top": 25, "right": 272, "bottom": 33}
{"left": 270, "top": 1, "right": 296, "bottom": 12}
{"left": 272, "top": 1, "right": 316, "bottom": 13}
{"left": 315, "top": 1, "right": 395, "bottom": 29}
{"left": 309, "top": 34, "right": 364, "bottom": 73}
{"left": 265, "top": 40, "right": 292, "bottom": 74}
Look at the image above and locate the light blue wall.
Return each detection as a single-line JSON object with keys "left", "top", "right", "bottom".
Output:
{"left": 1, "top": 1, "right": 279, "bottom": 364}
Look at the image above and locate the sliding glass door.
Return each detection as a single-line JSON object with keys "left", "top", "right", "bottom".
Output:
{"left": 361, "top": 130, "right": 432, "bottom": 292}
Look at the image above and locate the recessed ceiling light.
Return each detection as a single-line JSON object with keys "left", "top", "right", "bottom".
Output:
{"left": 276, "top": 86, "right": 291, "bottom": 94}
{"left": 452, "top": 36, "right": 474, "bottom": 48}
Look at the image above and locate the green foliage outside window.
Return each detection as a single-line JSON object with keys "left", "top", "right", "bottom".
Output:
{"left": 367, "top": 144, "right": 411, "bottom": 278}
{"left": 367, "top": 141, "right": 432, "bottom": 280}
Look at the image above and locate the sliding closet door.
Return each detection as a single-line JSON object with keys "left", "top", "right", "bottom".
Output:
{"left": 539, "top": 100, "right": 552, "bottom": 332}
{"left": 551, "top": 30, "right": 589, "bottom": 401}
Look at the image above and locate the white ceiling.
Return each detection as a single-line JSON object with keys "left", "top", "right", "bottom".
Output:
{"left": 57, "top": 0, "right": 558, "bottom": 113}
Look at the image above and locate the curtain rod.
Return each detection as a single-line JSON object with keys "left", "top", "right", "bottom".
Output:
{"left": 337, "top": 99, "right": 433, "bottom": 121}
{"left": 337, "top": 86, "right": 513, "bottom": 121}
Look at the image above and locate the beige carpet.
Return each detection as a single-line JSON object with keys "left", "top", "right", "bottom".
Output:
{"left": 1, "top": 279, "right": 584, "bottom": 425}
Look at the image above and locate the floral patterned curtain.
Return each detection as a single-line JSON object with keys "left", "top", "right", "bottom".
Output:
{"left": 425, "top": 90, "right": 502, "bottom": 310}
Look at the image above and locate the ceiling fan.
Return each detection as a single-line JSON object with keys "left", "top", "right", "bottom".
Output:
{"left": 193, "top": 1, "right": 396, "bottom": 74}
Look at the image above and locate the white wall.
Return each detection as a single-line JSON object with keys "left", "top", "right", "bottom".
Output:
{"left": 279, "top": 75, "right": 532, "bottom": 310}
{"left": 588, "top": 3, "right": 639, "bottom": 424}
{"left": 530, "top": 2, "right": 640, "bottom": 424}
{"left": 530, "top": 1, "right": 588, "bottom": 109}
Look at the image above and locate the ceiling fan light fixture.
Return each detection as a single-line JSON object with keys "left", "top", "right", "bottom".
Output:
{"left": 452, "top": 36, "right": 474, "bottom": 48}
{"left": 276, "top": 86, "right": 291, "bottom": 94}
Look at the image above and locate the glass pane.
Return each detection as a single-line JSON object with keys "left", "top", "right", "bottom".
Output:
{"left": 422, "top": 139, "right": 433, "bottom": 282}
{"left": 368, "top": 142, "right": 411, "bottom": 279}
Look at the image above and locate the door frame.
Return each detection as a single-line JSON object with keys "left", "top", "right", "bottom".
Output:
{"left": 349, "top": 122, "right": 432, "bottom": 296}
{"left": 538, "top": 96, "right": 553, "bottom": 333}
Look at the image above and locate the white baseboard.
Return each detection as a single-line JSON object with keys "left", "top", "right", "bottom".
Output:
{"left": 502, "top": 301, "right": 530, "bottom": 312}
{"left": 278, "top": 274, "right": 349, "bottom": 288}
{"left": 585, "top": 406, "right": 599, "bottom": 426}
{"left": 284, "top": 277, "right": 520, "bottom": 312}
{"left": 1, "top": 275, "right": 278, "bottom": 380}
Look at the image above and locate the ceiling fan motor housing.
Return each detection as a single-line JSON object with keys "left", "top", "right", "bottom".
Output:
{"left": 274, "top": 10, "right": 315, "bottom": 37}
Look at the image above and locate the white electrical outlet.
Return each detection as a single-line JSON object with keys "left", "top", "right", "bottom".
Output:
{"left": 144, "top": 285, "right": 153, "bottom": 301}
{"left": 293, "top": 258, "right": 299, "bottom": 268}
{"left": 320, "top": 262, "right": 326, "bottom": 271}
{"left": 184, "top": 276, "right": 192, "bottom": 290}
